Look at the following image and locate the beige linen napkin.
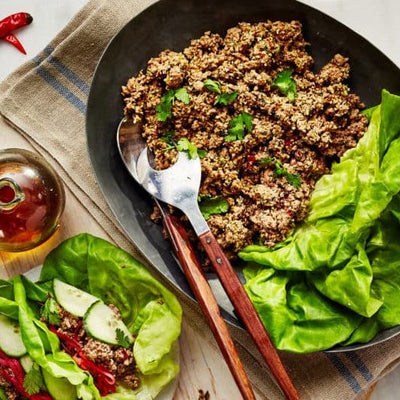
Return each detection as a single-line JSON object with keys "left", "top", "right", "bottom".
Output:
{"left": 1, "top": 1, "right": 400, "bottom": 399}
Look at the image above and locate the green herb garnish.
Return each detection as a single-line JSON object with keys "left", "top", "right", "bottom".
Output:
{"left": 156, "top": 87, "right": 190, "bottom": 121}
{"left": 23, "top": 364, "right": 45, "bottom": 395}
{"left": 116, "top": 328, "right": 132, "bottom": 348}
{"left": 203, "top": 79, "right": 238, "bottom": 106}
{"left": 198, "top": 195, "right": 230, "bottom": 220}
{"left": 271, "top": 69, "right": 297, "bottom": 102}
{"left": 161, "top": 130, "right": 176, "bottom": 150}
{"left": 259, "top": 156, "right": 302, "bottom": 188}
{"left": 197, "top": 149, "right": 208, "bottom": 158}
{"left": 203, "top": 79, "right": 221, "bottom": 93}
{"left": 161, "top": 133, "right": 201, "bottom": 159}
{"left": 176, "top": 138, "right": 199, "bottom": 159}
{"left": 41, "top": 295, "right": 61, "bottom": 326}
{"left": 225, "top": 112, "right": 253, "bottom": 142}
{"left": 216, "top": 92, "right": 239, "bottom": 106}
{"left": 174, "top": 87, "right": 190, "bottom": 103}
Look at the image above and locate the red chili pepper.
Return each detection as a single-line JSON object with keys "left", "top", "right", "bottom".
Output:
{"left": 246, "top": 154, "right": 256, "bottom": 170}
{"left": 3, "top": 33, "right": 26, "bottom": 54}
{"left": 0, "top": 12, "right": 32, "bottom": 54}
{"left": 0, "top": 12, "right": 32, "bottom": 37}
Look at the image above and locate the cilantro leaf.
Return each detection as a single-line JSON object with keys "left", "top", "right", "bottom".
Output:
{"left": 177, "top": 138, "right": 199, "bottom": 159}
{"left": 226, "top": 112, "right": 254, "bottom": 142}
{"left": 156, "top": 88, "right": 191, "bottom": 121}
{"left": 258, "top": 156, "right": 302, "bottom": 188}
{"left": 258, "top": 156, "right": 275, "bottom": 166}
{"left": 161, "top": 130, "right": 176, "bottom": 150}
{"left": 116, "top": 328, "right": 132, "bottom": 348}
{"left": 271, "top": 69, "right": 297, "bottom": 102}
{"left": 203, "top": 79, "right": 221, "bottom": 94}
{"left": 284, "top": 172, "right": 302, "bottom": 188}
{"left": 161, "top": 133, "right": 200, "bottom": 159}
{"left": 23, "top": 364, "right": 45, "bottom": 395}
{"left": 215, "top": 91, "right": 239, "bottom": 106}
{"left": 198, "top": 195, "right": 230, "bottom": 220}
{"left": 41, "top": 296, "right": 61, "bottom": 326}
{"left": 155, "top": 90, "right": 175, "bottom": 121}
{"left": 241, "top": 112, "right": 254, "bottom": 131}
{"left": 197, "top": 149, "right": 208, "bottom": 158}
{"left": 203, "top": 79, "right": 238, "bottom": 106}
{"left": 174, "top": 87, "right": 190, "bottom": 104}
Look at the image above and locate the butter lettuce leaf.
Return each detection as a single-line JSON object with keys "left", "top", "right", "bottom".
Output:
{"left": 239, "top": 90, "right": 400, "bottom": 352}
{"left": 40, "top": 233, "right": 182, "bottom": 397}
{"left": 243, "top": 266, "right": 362, "bottom": 353}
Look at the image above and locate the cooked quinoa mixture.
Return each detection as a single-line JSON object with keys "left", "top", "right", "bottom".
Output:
{"left": 122, "top": 21, "right": 368, "bottom": 258}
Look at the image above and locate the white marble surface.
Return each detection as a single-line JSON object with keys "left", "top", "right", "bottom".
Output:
{"left": 1, "top": 1, "right": 400, "bottom": 399}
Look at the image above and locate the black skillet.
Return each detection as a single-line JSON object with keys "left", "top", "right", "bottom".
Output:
{"left": 86, "top": 0, "right": 400, "bottom": 351}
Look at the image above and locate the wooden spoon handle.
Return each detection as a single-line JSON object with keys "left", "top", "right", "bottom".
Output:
{"left": 199, "top": 230, "right": 300, "bottom": 400}
{"left": 163, "top": 214, "right": 256, "bottom": 400}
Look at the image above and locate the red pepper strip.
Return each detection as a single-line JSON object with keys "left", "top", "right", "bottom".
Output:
{"left": 49, "top": 326, "right": 81, "bottom": 353}
{"left": 0, "top": 12, "right": 32, "bottom": 37}
{"left": 3, "top": 33, "right": 26, "bottom": 54}
{"left": 31, "top": 394, "right": 54, "bottom": 400}
{"left": 0, "top": 350, "right": 53, "bottom": 400}
{"left": 49, "top": 326, "right": 117, "bottom": 395}
{"left": 73, "top": 354, "right": 116, "bottom": 396}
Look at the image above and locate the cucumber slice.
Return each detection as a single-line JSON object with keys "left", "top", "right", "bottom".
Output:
{"left": 0, "top": 315, "right": 27, "bottom": 357}
{"left": 83, "top": 301, "right": 133, "bottom": 346}
{"left": 53, "top": 279, "right": 99, "bottom": 317}
{"left": 42, "top": 369, "right": 77, "bottom": 400}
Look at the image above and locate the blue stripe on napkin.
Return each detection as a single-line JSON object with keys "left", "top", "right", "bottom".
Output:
{"left": 35, "top": 65, "right": 86, "bottom": 113}
{"left": 325, "top": 353, "right": 362, "bottom": 394}
{"left": 33, "top": 45, "right": 87, "bottom": 113}
{"left": 344, "top": 352, "right": 374, "bottom": 383}
{"left": 47, "top": 55, "right": 90, "bottom": 95}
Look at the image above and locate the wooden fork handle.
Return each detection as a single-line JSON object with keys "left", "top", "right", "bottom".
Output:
{"left": 199, "top": 230, "right": 301, "bottom": 400}
{"left": 163, "top": 215, "right": 256, "bottom": 400}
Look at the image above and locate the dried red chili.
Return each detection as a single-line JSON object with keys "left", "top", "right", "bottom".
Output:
{"left": 0, "top": 12, "right": 32, "bottom": 36}
{"left": 3, "top": 33, "right": 26, "bottom": 54}
{"left": 0, "top": 12, "right": 32, "bottom": 54}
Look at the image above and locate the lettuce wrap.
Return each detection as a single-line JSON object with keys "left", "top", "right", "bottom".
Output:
{"left": 0, "top": 234, "right": 182, "bottom": 399}
{"left": 239, "top": 89, "right": 400, "bottom": 352}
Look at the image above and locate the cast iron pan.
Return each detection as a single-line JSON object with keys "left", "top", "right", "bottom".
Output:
{"left": 86, "top": 0, "right": 400, "bottom": 351}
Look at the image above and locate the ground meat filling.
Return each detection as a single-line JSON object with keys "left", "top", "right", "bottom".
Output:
{"left": 57, "top": 306, "right": 140, "bottom": 391}
{"left": 0, "top": 373, "right": 21, "bottom": 400}
{"left": 122, "top": 21, "right": 368, "bottom": 257}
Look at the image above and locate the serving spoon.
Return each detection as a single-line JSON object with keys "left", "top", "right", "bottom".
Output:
{"left": 117, "top": 117, "right": 256, "bottom": 400}
{"left": 117, "top": 117, "right": 300, "bottom": 400}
